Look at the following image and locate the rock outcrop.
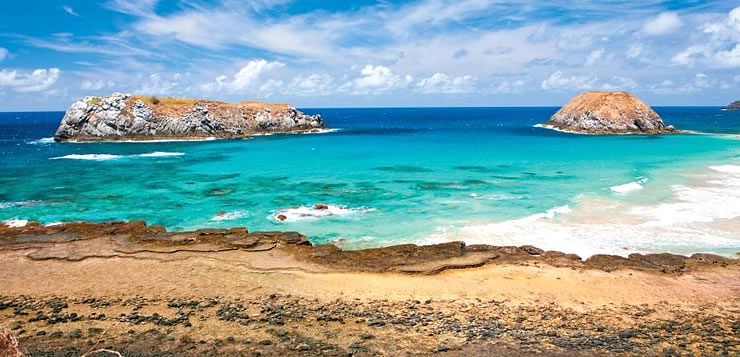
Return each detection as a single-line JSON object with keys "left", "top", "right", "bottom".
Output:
{"left": 54, "top": 93, "right": 324, "bottom": 141}
{"left": 542, "top": 91, "right": 675, "bottom": 134}
{"left": 721, "top": 100, "right": 740, "bottom": 110}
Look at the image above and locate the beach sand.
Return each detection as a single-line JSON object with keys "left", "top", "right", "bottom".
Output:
{"left": 1, "top": 221, "right": 737, "bottom": 355}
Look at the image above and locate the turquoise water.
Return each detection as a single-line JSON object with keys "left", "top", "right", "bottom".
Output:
{"left": 1, "top": 107, "right": 738, "bottom": 256}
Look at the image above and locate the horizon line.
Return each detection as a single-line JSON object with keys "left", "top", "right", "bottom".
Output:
{"left": 0, "top": 104, "right": 729, "bottom": 113}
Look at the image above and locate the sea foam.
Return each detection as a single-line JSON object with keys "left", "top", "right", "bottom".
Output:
{"left": 610, "top": 177, "right": 648, "bottom": 194}
{"left": 51, "top": 152, "right": 185, "bottom": 160}
{"left": 138, "top": 151, "right": 186, "bottom": 157}
{"left": 272, "top": 204, "right": 374, "bottom": 222}
{"left": 422, "top": 164, "right": 740, "bottom": 258}
{"left": 27, "top": 137, "right": 55, "bottom": 145}
{"left": 51, "top": 154, "right": 123, "bottom": 160}
{"left": 211, "top": 210, "right": 248, "bottom": 222}
{"left": 2, "top": 219, "right": 29, "bottom": 228}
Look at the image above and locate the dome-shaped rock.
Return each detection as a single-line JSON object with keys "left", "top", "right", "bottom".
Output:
{"left": 542, "top": 91, "right": 675, "bottom": 134}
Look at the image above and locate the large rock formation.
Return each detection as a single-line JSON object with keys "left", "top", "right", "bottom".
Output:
{"left": 721, "top": 100, "right": 740, "bottom": 110}
{"left": 542, "top": 91, "right": 675, "bottom": 134}
{"left": 54, "top": 93, "right": 325, "bottom": 141}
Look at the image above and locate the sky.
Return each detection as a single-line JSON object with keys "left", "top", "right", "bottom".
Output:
{"left": 0, "top": 0, "right": 739, "bottom": 111}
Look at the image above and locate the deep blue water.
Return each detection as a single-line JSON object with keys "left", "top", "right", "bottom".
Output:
{"left": 0, "top": 107, "right": 738, "bottom": 257}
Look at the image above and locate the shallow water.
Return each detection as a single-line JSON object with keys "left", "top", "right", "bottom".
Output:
{"left": 1, "top": 107, "right": 738, "bottom": 257}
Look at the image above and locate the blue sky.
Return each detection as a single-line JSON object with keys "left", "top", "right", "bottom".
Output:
{"left": 0, "top": 0, "right": 738, "bottom": 110}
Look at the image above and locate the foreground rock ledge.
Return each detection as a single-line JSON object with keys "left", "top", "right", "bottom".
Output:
{"left": 543, "top": 91, "right": 676, "bottom": 134}
{"left": 0, "top": 220, "right": 734, "bottom": 274}
{"left": 54, "top": 93, "right": 325, "bottom": 142}
{"left": 1, "top": 220, "right": 738, "bottom": 355}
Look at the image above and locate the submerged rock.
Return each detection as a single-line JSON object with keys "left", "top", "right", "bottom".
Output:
{"left": 54, "top": 93, "right": 324, "bottom": 141}
{"left": 721, "top": 100, "right": 740, "bottom": 110}
{"left": 542, "top": 91, "right": 675, "bottom": 134}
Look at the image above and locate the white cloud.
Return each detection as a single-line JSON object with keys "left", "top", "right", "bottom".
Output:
{"left": 0, "top": 68, "right": 60, "bottom": 92}
{"left": 344, "top": 65, "right": 413, "bottom": 94}
{"left": 672, "top": 7, "right": 740, "bottom": 68}
{"left": 648, "top": 73, "right": 721, "bottom": 94}
{"left": 136, "top": 73, "right": 179, "bottom": 95}
{"left": 202, "top": 59, "right": 285, "bottom": 93}
{"left": 626, "top": 44, "right": 642, "bottom": 59}
{"left": 107, "top": 0, "right": 158, "bottom": 16}
{"left": 643, "top": 12, "right": 682, "bottom": 35}
{"left": 81, "top": 80, "right": 116, "bottom": 90}
{"left": 289, "top": 74, "right": 334, "bottom": 96}
{"left": 0, "top": 48, "right": 7, "bottom": 62}
{"left": 416, "top": 73, "right": 475, "bottom": 93}
{"left": 258, "top": 79, "right": 284, "bottom": 97}
{"left": 62, "top": 5, "right": 80, "bottom": 17}
{"left": 493, "top": 79, "right": 527, "bottom": 93}
{"left": 585, "top": 48, "right": 604, "bottom": 65}
{"left": 541, "top": 71, "right": 597, "bottom": 91}
{"left": 672, "top": 46, "right": 704, "bottom": 66}
{"left": 601, "top": 76, "right": 638, "bottom": 90}
{"left": 714, "top": 44, "right": 740, "bottom": 67}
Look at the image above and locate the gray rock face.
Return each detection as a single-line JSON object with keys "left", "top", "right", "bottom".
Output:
{"left": 721, "top": 100, "right": 740, "bottom": 110}
{"left": 54, "top": 93, "right": 324, "bottom": 141}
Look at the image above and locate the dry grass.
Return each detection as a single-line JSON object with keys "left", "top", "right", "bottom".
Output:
{"left": 88, "top": 97, "right": 102, "bottom": 105}
{"left": 239, "top": 101, "right": 291, "bottom": 112}
{"left": 0, "top": 327, "right": 22, "bottom": 357}
{"left": 130, "top": 95, "right": 203, "bottom": 107}
{"left": 123, "top": 96, "right": 292, "bottom": 118}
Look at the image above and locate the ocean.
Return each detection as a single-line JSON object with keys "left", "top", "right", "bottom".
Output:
{"left": 0, "top": 107, "right": 738, "bottom": 258}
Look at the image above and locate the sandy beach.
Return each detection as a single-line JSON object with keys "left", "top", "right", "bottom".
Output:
{"left": 1, "top": 221, "right": 737, "bottom": 356}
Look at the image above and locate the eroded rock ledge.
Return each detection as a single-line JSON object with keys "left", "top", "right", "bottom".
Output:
{"left": 1, "top": 220, "right": 734, "bottom": 275}
{"left": 54, "top": 93, "right": 324, "bottom": 142}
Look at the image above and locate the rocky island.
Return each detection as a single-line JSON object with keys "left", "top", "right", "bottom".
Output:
{"left": 54, "top": 93, "right": 324, "bottom": 142}
{"left": 541, "top": 91, "right": 675, "bottom": 134}
{"left": 721, "top": 100, "right": 740, "bottom": 110}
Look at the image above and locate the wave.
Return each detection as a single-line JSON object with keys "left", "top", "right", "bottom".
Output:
{"left": 709, "top": 165, "right": 740, "bottom": 174}
{"left": 422, "top": 164, "right": 740, "bottom": 258}
{"left": 533, "top": 123, "right": 596, "bottom": 135}
{"left": 469, "top": 192, "right": 523, "bottom": 200}
{"left": 0, "top": 200, "right": 42, "bottom": 209}
{"left": 50, "top": 152, "right": 185, "bottom": 160}
{"left": 138, "top": 151, "right": 186, "bottom": 157}
{"left": 252, "top": 128, "right": 341, "bottom": 137}
{"left": 272, "top": 204, "right": 375, "bottom": 222}
{"left": 630, "top": 165, "right": 740, "bottom": 226}
{"left": 610, "top": 177, "right": 648, "bottom": 194}
{"left": 211, "top": 210, "right": 248, "bottom": 222}
{"left": 51, "top": 154, "right": 123, "bottom": 160}
{"left": 1, "top": 219, "right": 28, "bottom": 228}
{"left": 27, "top": 137, "right": 55, "bottom": 145}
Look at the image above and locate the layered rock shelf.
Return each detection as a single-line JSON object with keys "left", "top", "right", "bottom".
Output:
{"left": 53, "top": 93, "right": 325, "bottom": 142}
{"left": 1, "top": 220, "right": 738, "bottom": 355}
{"left": 542, "top": 91, "right": 675, "bottom": 134}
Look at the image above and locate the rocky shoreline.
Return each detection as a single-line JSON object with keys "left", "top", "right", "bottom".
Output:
{"left": 1, "top": 220, "right": 738, "bottom": 355}
{"left": 54, "top": 93, "right": 324, "bottom": 142}
{"left": 721, "top": 100, "right": 740, "bottom": 110}
{"left": 1, "top": 220, "right": 734, "bottom": 275}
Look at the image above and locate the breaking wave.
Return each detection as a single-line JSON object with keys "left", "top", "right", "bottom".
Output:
{"left": 272, "top": 204, "right": 375, "bottom": 222}
{"left": 50, "top": 152, "right": 185, "bottom": 160}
